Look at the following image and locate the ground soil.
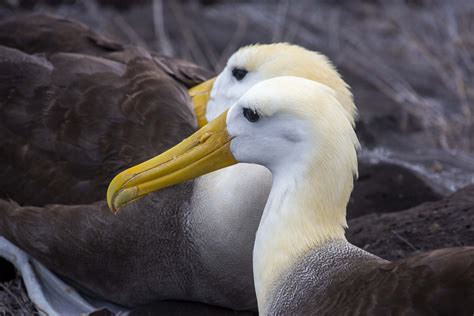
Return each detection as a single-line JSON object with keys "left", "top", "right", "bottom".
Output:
{"left": 348, "top": 162, "right": 442, "bottom": 219}
{"left": 348, "top": 184, "right": 474, "bottom": 261}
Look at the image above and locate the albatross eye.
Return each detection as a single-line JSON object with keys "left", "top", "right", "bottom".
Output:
{"left": 232, "top": 67, "right": 248, "bottom": 81}
{"left": 243, "top": 108, "right": 260, "bottom": 122}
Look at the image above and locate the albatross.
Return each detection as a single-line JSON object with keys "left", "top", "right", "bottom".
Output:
{"left": 0, "top": 14, "right": 354, "bottom": 312}
{"left": 109, "top": 76, "right": 474, "bottom": 315}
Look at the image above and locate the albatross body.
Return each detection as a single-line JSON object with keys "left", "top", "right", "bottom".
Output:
{"left": 0, "top": 15, "right": 355, "bottom": 310}
{"left": 111, "top": 76, "right": 474, "bottom": 315}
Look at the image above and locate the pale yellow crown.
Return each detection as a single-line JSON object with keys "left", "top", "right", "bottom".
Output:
{"left": 228, "top": 43, "right": 356, "bottom": 124}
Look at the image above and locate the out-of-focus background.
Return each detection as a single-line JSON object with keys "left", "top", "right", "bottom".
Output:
{"left": 1, "top": 0, "right": 473, "bottom": 194}
{"left": 0, "top": 0, "right": 473, "bottom": 313}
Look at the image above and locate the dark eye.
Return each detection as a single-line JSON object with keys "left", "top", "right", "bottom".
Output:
{"left": 232, "top": 67, "right": 248, "bottom": 81}
{"left": 243, "top": 108, "right": 260, "bottom": 122}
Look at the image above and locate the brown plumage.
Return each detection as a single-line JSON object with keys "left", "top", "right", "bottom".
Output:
{"left": 0, "top": 14, "right": 211, "bottom": 206}
{"left": 0, "top": 14, "right": 208, "bottom": 88}
{"left": 0, "top": 14, "right": 258, "bottom": 311}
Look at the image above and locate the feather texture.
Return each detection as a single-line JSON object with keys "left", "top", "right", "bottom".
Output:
{"left": 0, "top": 14, "right": 247, "bottom": 309}
{"left": 270, "top": 241, "right": 474, "bottom": 315}
{"left": 0, "top": 14, "right": 212, "bottom": 206}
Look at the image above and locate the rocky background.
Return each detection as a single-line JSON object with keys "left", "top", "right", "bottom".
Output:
{"left": 0, "top": 0, "right": 473, "bottom": 314}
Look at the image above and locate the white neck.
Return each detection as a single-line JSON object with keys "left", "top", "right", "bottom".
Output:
{"left": 252, "top": 151, "right": 354, "bottom": 314}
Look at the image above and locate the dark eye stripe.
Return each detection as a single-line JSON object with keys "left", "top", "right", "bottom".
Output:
{"left": 243, "top": 108, "right": 260, "bottom": 122}
{"left": 232, "top": 67, "right": 248, "bottom": 81}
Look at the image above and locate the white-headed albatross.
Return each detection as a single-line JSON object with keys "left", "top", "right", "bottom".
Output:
{"left": 0, "top": 14, "right": 355, "bottom": 312}
{"left": 109, "top": 76, "right": 474, "bottom": 315}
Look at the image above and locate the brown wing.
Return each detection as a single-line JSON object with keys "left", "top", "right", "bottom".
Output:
{"left": 271, "top": 245, "right": 474, "bottom": 315}
{"left": 340, "top": 247, "right": 474, "bottom": 315}
{"left": 0, "top": 44, "right": 196, "bottom": 205}
{"left": 379, "top": 247, "right": 474, "bottom": 315}
{"left": 0, "top": 13, "right": 123, "bottom": 56}
{"left": 0, "top": 14, "right": 213, "bottom": 206}
{"left": 0, "top": 13, "right": 213, "bottom": 87}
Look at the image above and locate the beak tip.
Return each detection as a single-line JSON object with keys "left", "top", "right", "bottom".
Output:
{"left": 106, "top": 187, "right": 116, "bottom": 212}
{"left": 107, "top": 198, "right": 118, "bottom": 213}
{"left": 106, "top": 196, "right": 118, "bottom": 214}
{"left": 107, "top": 186, "right": 139, "bottom": 214}
{"left": 106, "top": 194, "right": 127, "bottom": 214}
{"left": 106, "top": 181, "right": 123, "bottom": 214}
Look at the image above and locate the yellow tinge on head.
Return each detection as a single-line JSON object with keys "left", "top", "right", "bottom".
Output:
{"left": 107, "top": 110, "right": 237, "bottom": 213}
{"left": 188, "top": 77, "right": 216, "bottom": 128}
{"left": 227, "top": 43, "right": 356, "bottom": 125}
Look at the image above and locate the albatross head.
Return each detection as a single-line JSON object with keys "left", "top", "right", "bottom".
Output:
{"left": 189, "top": 43, "right": 355, "bottom": 128}
{"left": 108, "top": 76, "right": 359, "bottom": 225}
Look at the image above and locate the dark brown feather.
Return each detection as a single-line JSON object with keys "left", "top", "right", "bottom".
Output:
{"left": 0, "top": 14, "right": 212, "bottom": 206}
{"left": 270, "top": 242, "right": 474, "bottom": 315}
{"left": 0, "top": 13, "right": 212, "bottom": 87}
{"left": 0, "top": 13, "right": 123, "bottom": 56}
{"left": 153, "top": 54, "right": 216, "bottom": 88}
{"left": 0, "top": 45, "right": 194, "bottom": 205}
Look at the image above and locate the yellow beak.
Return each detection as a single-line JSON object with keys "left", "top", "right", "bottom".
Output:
{"left": 188, "top": 77, "right": 216, "bottom": 128}
{"left": 107, "top": 111, "right": 237, "bottom": 213}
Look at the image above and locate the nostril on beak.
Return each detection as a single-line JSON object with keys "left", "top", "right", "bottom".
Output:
{"left": 199, "top": 132, "right": 212, "bottom": 144}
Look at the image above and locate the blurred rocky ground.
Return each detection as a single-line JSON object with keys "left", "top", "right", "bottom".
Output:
{"left": 0, "top": 0, "right": 473, "bottom": 314}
